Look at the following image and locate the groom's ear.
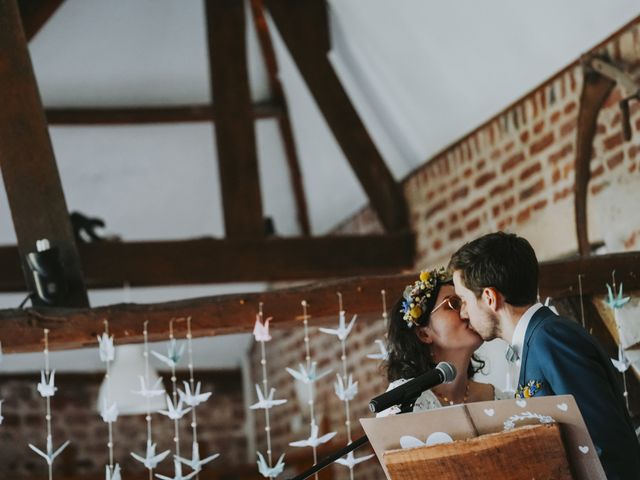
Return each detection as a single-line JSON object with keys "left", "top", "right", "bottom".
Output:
{"left": 482, "top": 287, "right": 500, "bottom": 311}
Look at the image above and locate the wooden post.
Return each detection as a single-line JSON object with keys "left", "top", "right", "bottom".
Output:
{"left": 0, "top": 0, "right": 88, "bottom": 307}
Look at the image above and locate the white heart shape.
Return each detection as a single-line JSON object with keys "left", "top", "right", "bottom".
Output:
{"left": 484, "top": 408, "right": 495, "bottom": 417}
{"left": 579, "top": 446, "right": 589, "bottom": 454}
{"left": 425, "top": 432, "right": 453, "bottom": 446}
{"left": 516, "top": 399, "right": 527, "bottom": 408}
{"left": 400, "top": 435, "right": 424, "bottom": 449}
{"left": 557, "top": 403, "right": 568, "bottom": 411}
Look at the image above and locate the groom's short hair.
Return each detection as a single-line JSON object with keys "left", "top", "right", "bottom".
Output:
{"left": 449, "top": 231, "right": 538, "bottom": 306}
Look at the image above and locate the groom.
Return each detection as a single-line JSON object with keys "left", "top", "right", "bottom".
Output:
{"left": 449, "top": 232, "right": 640, "bottom": 480}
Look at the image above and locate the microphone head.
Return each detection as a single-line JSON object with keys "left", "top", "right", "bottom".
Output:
{"left": 435, "top": 362, "right": 456, "bottom": 383}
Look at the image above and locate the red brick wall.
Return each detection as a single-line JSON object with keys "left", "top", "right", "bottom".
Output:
{"left": 0, "top": 371, "right": 246, "bottom": 478}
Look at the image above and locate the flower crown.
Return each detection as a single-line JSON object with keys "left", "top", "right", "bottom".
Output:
{"left": 400, "top": 267, "right": 449, "bottom": 327}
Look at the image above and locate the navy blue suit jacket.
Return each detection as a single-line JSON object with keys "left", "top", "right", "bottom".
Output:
{"left": 519, "top": 306, "right": 640, "bottom": 480}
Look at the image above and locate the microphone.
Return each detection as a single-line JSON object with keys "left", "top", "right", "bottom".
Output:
{"left": 368, "top": 362, "right": 456, "bottom": 413}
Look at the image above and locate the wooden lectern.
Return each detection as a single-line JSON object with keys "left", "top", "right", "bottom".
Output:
{"left": 360, "top": 395, "right": 606, "bottom": 480}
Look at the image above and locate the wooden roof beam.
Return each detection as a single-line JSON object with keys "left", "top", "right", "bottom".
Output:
{"left": 44, "top": 102, "right": 283, "bottom": 125}
{"left": 0, "top": 234, "right": 415, "bottom": 291}
{"left": 17, "top": 0, "right": 65, "bottom": 41}
{"left": 205, "top": 0, "right": 264, "bottom": 238}
{"left": 0, "top": 0, "right": 88, "bottom": 308}
{"left": 264, "top": 0, "right": 409, "bottom": 233}
{"left": 1, "top": 250, "right": 639, "bottom": 354}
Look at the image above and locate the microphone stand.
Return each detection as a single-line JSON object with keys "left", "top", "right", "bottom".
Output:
{"left": 287, "top": 396, "right": 418, "bottom": 480}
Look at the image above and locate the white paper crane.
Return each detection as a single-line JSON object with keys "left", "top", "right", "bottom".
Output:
{"left": 334, "top": 374, "right": 358, "bottom": 402}
{"left": 0, "top": 399, "right": 4, "bottom": 425}
{"left": 319, "top": 311, "right": 357, "bottom": 341}
{"left": 256, "top": 452, "right": 285, "bottom": 478}
{"left": 249, "top": 385, "right": 287, "bottom": 410}
{"left": 29, "top": 435, "right": 71, "bottom": 466}
{"left": 366, "top": 339, "right": 388, "bottom": 360}
{"left": 289, "top": 422, "right": 337, "bottom": 448}
{"left": 252, "top": 315, "right": 273, "bottom": 342}
{"left": 158, "top": 395, "right": 192, "bottom": 420}
{"left": 285, "top": 362, "right": 332, "bottom": 385}
{"left": 97, "top": 333, "right": 115, "bottom": 362}
{"left": 131, "top": 440, "right": 171, "bottom": 469}
{"left": 37, "top": 370, "right": 58, "bottom": 398}
{"left": 105, "top": 464, "right": 122, "bottom": 480}
{"left": 133, "top": 376, "right": 165, "bottom": 398}
{"left": 178, "top": 381, "right": 212, "bottom": 407}
{"left": 155, "top": 458, "right": 198, "bottom": 480}
{"left": 151, "top": 338, "right": 185, "bottom": 369}
{"left": 175, "top": 441, "right": 220, "bottom": 471}
{"left": 612, "top": 345, "right": 631, "bottom": 373}
{"left": 100, "top": 399, "right": 119, "bottom": 423}
{"left": 334, "top": 451, "right": 374, "bottom": 469}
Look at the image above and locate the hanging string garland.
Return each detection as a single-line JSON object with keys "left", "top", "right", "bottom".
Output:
{"left": 28, "top": 329, "right": 70, "bottom": 480}
{"left": 131, "top": 321, "right": 170, "bottom": 478}
{"left": 605, "top": 271, "right": 632, "bottom": 411}
{"left": 174, "top": 317, "right": 219, "bottom": 477}
{"left": 97, "top": 320, "right": 122, "bottom": 480}
{"left": 286, "top": 300, "right": 335, "bottom": 479}
{"left": 251, "top": 303, "right": 287, "bottom": 479}
{"left": 319, "top": 293, "right": 373, "bottom": 479}
{"left": 367, "top": 290, "right": 389, "bottom": 361}
{"left": 153, "top": 319, "right": 197, "bottom": 480}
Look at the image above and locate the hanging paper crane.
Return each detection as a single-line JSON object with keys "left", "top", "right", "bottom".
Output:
{"left": 151, "top": 338, "right": 186, "bottom": 369}
{"left": 334, "top": 374, "right": 358, "bottom": 402}
{"left": 606, "top": 283, "right": 631, "bottom": 310}
{"left": 366, "top": 339, "right": 388, "bottom": 360}
{"left": 176, "top": 441, "right": 220, "bottom": 471}
{"left": 334, "top": 451, "right": 375, "bottom": 469}
{"left": 612, "top": 345, "right": 631, "bottom": 373}
{"left": 132, "top": 376, "right": 165, "bottom": 398}
{"left": 285, "top": 362, "right": 332, "bottom": 385}
{"left": 256, "top": 452, "right": 285, "bottom": 478}
{"left": 29, "top": 435, "right": 71, "bottom": 466}
{"left": 37, "top": 371, "right": 57, "bottom": 397}
{"left": 157, "top": 395, "right": 192, "bottom": 420}
{"left": 105, "top": 464, "right": 121, "bottom": 480}
{"left": 249, "top": 385, "right": 287, "bottom": 410}
{"left": 97, "top": 332, "right": 115, "bottom": 362}
{"left": 289, "top": 422, "right": 337, "bottom": 448}
{"left": 0, "top": 399, "right": 3, "bottom": 425}
{"left": 131, "top": 440, "right": 171, "bottom": 469}
{"left": 100, "top": 399, "right": 119, "bottom": 424}
{"left": 252, "top": 315, "right": 273, "bottom": 342}
{"left": 319, "top": 311, "right": 357, "bottom": 341}
{"left": 178, "top": 381, "right": 212, "bottom": 407}
{"left": 155, "top": 458, "right": 199, "bottom": 480}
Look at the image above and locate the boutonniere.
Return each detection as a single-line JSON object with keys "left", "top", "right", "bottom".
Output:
{"left": 515, "top": 379, "right": 543, "bottom": 399}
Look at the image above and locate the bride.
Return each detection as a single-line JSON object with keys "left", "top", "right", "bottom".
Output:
{"left": 378, "top": 267, "right": 507, "bottom": 416}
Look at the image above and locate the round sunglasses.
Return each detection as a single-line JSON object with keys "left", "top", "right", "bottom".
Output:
{"left": 431, "top": 295, "right": 462, "bottom": 314}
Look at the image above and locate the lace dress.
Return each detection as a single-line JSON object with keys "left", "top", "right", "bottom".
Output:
{"left": 376, "top": 378, "right": 511, "bottom": 417}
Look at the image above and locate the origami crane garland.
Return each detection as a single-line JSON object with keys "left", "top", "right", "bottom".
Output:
{"left": 286, "top": 301, "right": 335, "bottom": 478}
{"left": 252, "top": 304, "right": 287, "bottom": 479}
{"left": 28, "top": 329, "right": 70, "bottom": 480}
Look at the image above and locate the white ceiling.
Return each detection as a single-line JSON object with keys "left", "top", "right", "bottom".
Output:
{"left": 0, "top": 0, "right": 638, "bottom": 370}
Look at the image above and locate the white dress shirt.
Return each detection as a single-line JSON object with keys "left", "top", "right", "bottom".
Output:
{"left": 510, "top": 302, "right": 544, "bottom": 376}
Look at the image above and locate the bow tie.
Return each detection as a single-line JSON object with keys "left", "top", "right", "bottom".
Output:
{"left": 505, "top": 345, "right": 519, "bottom": 363}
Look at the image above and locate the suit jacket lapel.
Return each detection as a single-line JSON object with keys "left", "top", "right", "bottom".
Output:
{"left": 518, "top": 306, "right": 554, "bottom": 386}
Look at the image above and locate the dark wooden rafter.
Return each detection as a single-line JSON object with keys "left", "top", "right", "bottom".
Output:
{"left": 0, "top": 0, "right": 88, "bottom": 307}
{"left": 44, "top": 102, "right": 282, "bottom": 125}
{"left": 264, "top": 0, "right": 409, "bottom": 233}
{"left": 17, "top": 0, "right": 65, "bottom": 41}
{"left": 249, "top": 0, "right": 311, "bottom": 236}
{"left": 1, "top": 250, "right": 639, "bottom": 354}
{"left": 574, "top": 59, "right": 617, "bottom": 256}
{"left": 205, "top": 0, "right": 264, "bottom": 238}
{"left": 0, "top": 234, "right": 415, "bottom": 291}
